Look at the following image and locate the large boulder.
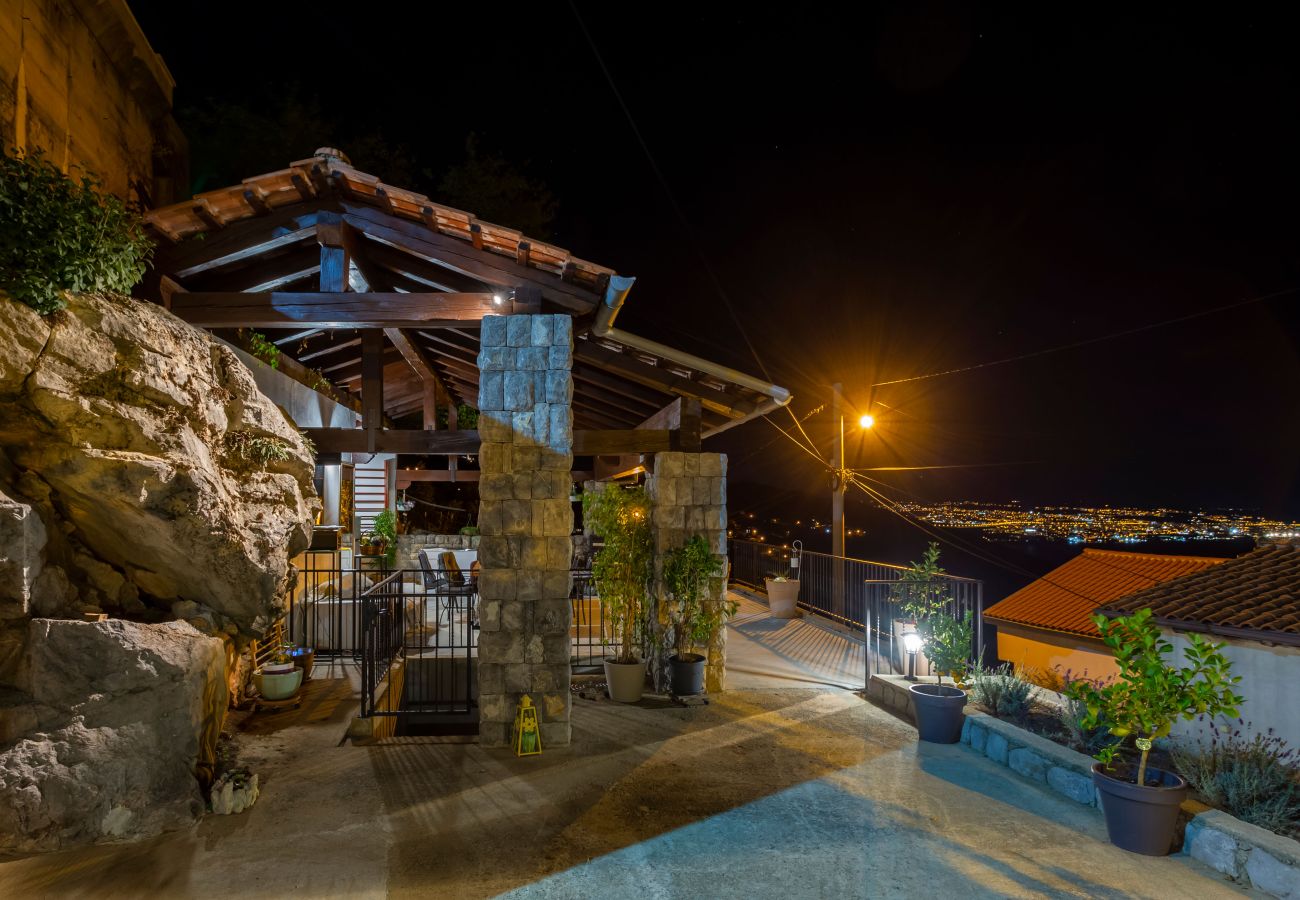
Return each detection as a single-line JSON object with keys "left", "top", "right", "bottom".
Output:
{"left": 0, "top": 292, "right": 319, "bottom": 635}
{"left": 0, "top": 618, "right": 226, "bottom": 852}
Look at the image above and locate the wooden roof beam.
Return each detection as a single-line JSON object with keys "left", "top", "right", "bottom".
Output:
{"left": 170, "top": 291, "right": 500, "bottom": 328}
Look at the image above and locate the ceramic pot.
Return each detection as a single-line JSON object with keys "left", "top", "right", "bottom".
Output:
{"left": 765, "top": 578, "right": 801, "bottom": 618}
{"left": 255, "top": 667, "right": 302, "bottom": 701}
{"left": 603, "top": 658, "right": 646, "bottom": 703}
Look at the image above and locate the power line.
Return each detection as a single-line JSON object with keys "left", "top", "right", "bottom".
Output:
{"left": 567, "top": 2, "right": 775, "bottom": 388}
{"left": 872, "top": 286, "right": 1298, "bottom": 388}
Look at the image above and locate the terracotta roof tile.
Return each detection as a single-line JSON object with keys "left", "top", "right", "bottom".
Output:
{"left": 983, "top": 549, "right": 1227, "bottom": 637}
{"left": 1103, "top": 542, "right": 1300, "bottom": 639}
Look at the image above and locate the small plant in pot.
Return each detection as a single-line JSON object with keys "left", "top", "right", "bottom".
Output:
{"left": 583, "top": 485, "right": 653, "bottom": 702}
{"left": 908, "top": 610, "right": 973, "bottom": 743}
{"left": 1066, "top": 608, "right": 1242, "bottom": 856}
{"left": 663, "top": 535, "right": 734, "bottom": 696}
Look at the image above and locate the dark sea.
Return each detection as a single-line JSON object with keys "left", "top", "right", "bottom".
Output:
{"left": 777, "top": 506, "right": 1256, "bottom": 605}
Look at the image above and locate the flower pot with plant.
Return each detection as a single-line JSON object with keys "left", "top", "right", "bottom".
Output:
{"left": 908, "top": 610, "right": 973, "bottom": 743}
{"left": 1066, "top": 608, "right": 1242, "bottom": 856}
{"left": 764, "top": 573, "right": 801, "bottom": 618}
{"left": 583, "top": 485, "right": 653, "bottom": 703}
{"left": 372, "top": 509, "right": 399, "bottom": 567}
{"left": 663, "top": 535, "right": 734, "bottom": 696}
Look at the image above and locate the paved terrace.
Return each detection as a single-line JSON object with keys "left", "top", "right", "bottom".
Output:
{"left": 0, "top": 591, "right": 1246, "bottom": 898}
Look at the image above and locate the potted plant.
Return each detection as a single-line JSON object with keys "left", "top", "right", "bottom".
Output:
{"left": 255, "top": 644, "right": 302, "bottom": 700}
{"left": 583, "top": 485, "right": 654, "bottom": 702}
{"left": 908, "top": 609, "right": 973, "bottom": 743}
{"left": 1065, "top": 608, "right": 1242, "bottom": 856}
{"left": 764, "top": 571, "right": 801, "bottom": 618}
{"left": 372, "top": 509, "right": 398, "bottom": 566}
{"left": 286, "top": 642, "right": 315, "bottom": 681}
{"left": 662, "top": 535, "right": 735, "bottom": 696}
{"left": 892, "top": 543, "right": 949, "bottom": 673}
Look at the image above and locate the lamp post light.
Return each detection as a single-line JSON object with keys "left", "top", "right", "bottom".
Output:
{"left": 830, "top": 383, "right": 874, "bottom": 617}
{"left": 903, "top": 629, "right": 923, "bottom": 681}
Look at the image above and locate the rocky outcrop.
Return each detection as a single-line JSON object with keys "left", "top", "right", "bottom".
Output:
{"left": 0, "top": 291, "right": 318, "bottom": 636}
{"left": 0, "top": 618, "right": 226, "bottom": 852}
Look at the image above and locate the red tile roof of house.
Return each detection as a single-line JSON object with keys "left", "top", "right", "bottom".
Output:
{"left": 1101, "top": 542, "right": 1300, "bottom": 645}
{"left": 983, "top": 549, "right": 1228, "bottom": 638}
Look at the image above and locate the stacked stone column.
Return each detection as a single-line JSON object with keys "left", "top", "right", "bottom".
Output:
{"left": 476, "top": 315, "right": 574, "bottom": 748}
{"left": 646, "top": 452, "right": 729, "bottom": 693}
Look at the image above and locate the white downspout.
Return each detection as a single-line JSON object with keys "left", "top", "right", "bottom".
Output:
{"left": 591, "top": 276, "right": 793, "bottom": 431}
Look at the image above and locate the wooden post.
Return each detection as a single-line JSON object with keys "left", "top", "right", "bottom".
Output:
{"left": 448, "top": 399, "right": 458, "bottom": 482}
{"left": 317, "top": 222, "right": 349, "bottom": 293}
{"left": 361, "top": 330, "right": 384, "bottom": 453}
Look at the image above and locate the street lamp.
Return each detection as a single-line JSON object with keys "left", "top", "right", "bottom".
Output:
{"left": 903, "top": 628, "right": 923, "bottom": 681}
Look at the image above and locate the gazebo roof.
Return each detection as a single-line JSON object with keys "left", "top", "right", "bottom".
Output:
{"left": 142, "top": 149, "right": 785, "bottom": 441}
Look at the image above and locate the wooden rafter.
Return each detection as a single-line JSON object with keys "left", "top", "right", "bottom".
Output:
{"left": 170, "top": 292, "right": 500, "bottom": 328}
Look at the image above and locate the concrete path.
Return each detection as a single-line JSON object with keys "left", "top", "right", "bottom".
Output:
{"left": 726, "top": 589, "right": 869, "bottom": 690}
{"left": 0, "top": 602, "right": 1252, "bottom": 899}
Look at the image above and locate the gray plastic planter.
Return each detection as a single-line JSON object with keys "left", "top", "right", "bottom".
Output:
{"left": 669, "top": 653, "right": 706, "bottom": 696}
{"left": 1092, "top": 763, "right": 1188, "bottom": 856}
{"left": 909, "top": 683, "right": 966, "bottom": 743}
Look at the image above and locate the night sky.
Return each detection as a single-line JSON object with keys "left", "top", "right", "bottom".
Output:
{"left": 133, "top": 2, "right": 1300, "bottom": 521}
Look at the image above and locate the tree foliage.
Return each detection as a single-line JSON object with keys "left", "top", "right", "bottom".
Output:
{"left": 583, "top": 485, "right": 652, "bottom": 664}
{"left": 0, "top": 150, "right": 153, "bottom": 313}
{"left": 1066, "top": 608, "right": 1243, "bottom": 786}
{"left": 662, "top": 535, "right": 733, "bottom": 656}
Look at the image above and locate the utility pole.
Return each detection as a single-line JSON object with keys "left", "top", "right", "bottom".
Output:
{"left": 831, "top": 382, "right": 845, "bottom": 616}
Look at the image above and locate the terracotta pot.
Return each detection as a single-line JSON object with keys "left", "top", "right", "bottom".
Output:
{"left": 603, "top": 658, "right": 646, "bottom": 703}
{"left": 1092, "top": 763, "right": 1188, "bottom": 856}
{"left": 764, "top": 578, "right": 801, "bottom": 618}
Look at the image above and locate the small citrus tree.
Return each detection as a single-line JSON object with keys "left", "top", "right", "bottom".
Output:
{"left": 1066, "top": 608, "right": 1243, "bottom": 786}
{"left": 583, "top": 485, "right": 653, "bottom": 664}
{"left": 893, "top": 542, "right": 970, "bottom": 681}
{"left": 662, "top": 534, "right": 734, "bottom": 657}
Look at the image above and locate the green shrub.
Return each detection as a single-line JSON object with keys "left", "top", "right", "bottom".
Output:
{"left": 226, "top": 431, "right": 292, "bottom": 467}
{"left": 0, "top": 149, "right": 153, "bottom": 313}
{"left": 969, "top": 663, "right": 1035, "bottom": 722}
{"left": 1172, "top": 723, "right": 1300, "bottom": 837}
{"left": 662, "top": 534, "right": 733, "bottom": 656}
{"left": 1053, "top": 672, "right": 1112, "bottom": 754}
{"left": 373, "top": 508, "right": 399, "bottom": 566}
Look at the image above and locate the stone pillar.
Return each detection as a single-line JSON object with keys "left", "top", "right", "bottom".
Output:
{"left": 646, "top": 452, "right": 728, "bottom": 693}
{"left": 476, "top": 314, "right": 574, "bottom": 748}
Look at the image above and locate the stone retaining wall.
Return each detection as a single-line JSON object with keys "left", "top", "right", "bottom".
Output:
{"left": 1185, "top": 810, "right": 1300, "bottom": 897}
{"left": 960, "top": 710, "right": 1101, "bottom": 808}
{"left": 395, "top": 533, "right": 480, "bottom": 570}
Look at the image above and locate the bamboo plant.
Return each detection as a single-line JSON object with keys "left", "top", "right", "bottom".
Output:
{"left": 582, "top": 485, "right": 653, "bottom": 665}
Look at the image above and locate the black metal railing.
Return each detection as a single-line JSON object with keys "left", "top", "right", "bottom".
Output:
{"left": 729, "top": 539, "right": 984, "bottom": 679}
{"left": 570, "top": 569, "right": 617, "bottom": 671}
{"left": 358, "top": 567, "right": 479, "bottom": 722}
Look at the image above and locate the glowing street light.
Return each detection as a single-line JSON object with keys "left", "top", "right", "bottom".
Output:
{"left": 858, "top": 413, "right": 875, "bottom": 429}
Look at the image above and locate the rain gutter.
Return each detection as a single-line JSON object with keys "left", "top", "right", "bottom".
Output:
{"left": 591, "top": 276, "right": 792, "bottom": 436}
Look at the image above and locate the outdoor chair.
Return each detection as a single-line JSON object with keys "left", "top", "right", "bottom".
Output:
{"left": 418, "top": 549, "right": 477, "bottom": 629}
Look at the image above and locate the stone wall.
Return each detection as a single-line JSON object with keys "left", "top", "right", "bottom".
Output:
{"left": 476, "top": 315, "right": 574, "bottom": 748}
{"left": 645, "top": 452, "right": 728, "bottom": 693}
{"left": 396, "top": 533, "right": 480, "bottom": 570}
{"left": 0, "top": 0, "right": 187, "bottom": 206}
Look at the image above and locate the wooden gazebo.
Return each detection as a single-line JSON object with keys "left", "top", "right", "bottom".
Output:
{"left": 140, "top": 148, "right": 789, "bottom": 471}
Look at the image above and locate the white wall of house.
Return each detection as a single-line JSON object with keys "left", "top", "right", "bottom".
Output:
{"left": 1167, "top": 629, "right": 1300, "bottom": 750}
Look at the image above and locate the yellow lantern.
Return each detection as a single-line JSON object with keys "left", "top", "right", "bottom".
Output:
{"left": 513, "top": 695, "right": 542, "bottom": 757}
